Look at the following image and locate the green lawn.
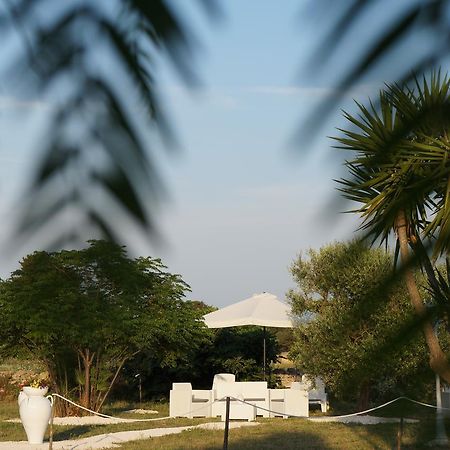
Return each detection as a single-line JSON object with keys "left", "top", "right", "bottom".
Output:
{"left": 2, "top": 399, "right": 449, "bottom": 449}
{"left": 116, "top": 418, "right": 448, "bottom": 450}
{"left": 0, "top": 400, "right": 218, "bottom": 442}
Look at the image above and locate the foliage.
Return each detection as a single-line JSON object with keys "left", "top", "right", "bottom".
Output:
{"left": 0, "top": 0, "right": 449, "bottom": 252}
{"left": 0, "top": 240, "right": 203, "bottom": 412}
{"left": 336, "top": 72, "right": 450, "bottom": 255}
{"left": 308, "top": 1, "right": 450, "bottom": 140}
{"left": 126, "top": 324, "right": 280, "bottom": 398}
{"left": 21, "top": 378, "right": 50, "bottom": 389}
{"left": 221, "top": 356, "right": 258, "bottom": 381}
{"left": 0, "top": 1, "right": 219, "bottom": 247}
{"left": 335, "top": 72, "right": 450, "bottom": 382}
{"left": 288, "top": 241, "right": 436, "bottom": 407}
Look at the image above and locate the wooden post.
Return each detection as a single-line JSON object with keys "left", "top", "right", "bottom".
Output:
{"left": 138, "top": 375, "right": 142, "bottom": 408}
{"left": 396, "top": 415, "right": 403, "bottom": 450}
{"left": 48, "top": 395, "right": 55, "bottom": 450}
{"left": 223, "top": 396, "right": 230, "bottom": 450}
{"left": 263, "top": 326, "right": 266, "bottom": 381}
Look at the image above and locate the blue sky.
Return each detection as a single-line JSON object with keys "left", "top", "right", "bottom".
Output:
{"left": 0, "top": 0, "right": 437, "bottom": 306}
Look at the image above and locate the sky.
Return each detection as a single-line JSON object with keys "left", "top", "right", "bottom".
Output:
{"left": 0, "top": 0, "right": 437, "bottom": 307}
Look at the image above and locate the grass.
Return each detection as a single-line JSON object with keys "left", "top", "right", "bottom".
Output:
{"left": 0, "top": 357, "right": 45, "bottom": 373}
{"left": 2, "top": 398, "right": 450, "bottom": 449}
{"left": 116, "top": 417, "right": 447, "bottom": 449}
{"left": 0, "top": 399, "right": 219, "bottom": 442}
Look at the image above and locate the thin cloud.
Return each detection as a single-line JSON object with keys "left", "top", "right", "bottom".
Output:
{"left": 238, "top": 183, "right": 303, "bottom": 201}
{"left": 0, "top": 96, "right": 49, "bottom": 111}
{"left": 245, "top": 85, "right": 336, "bottom": 97}
{"left": 161, "top": 84, "right": 239, "bottom": 109}
{"left": 161, "top": 83, "right": 381, "bottom": 104}
{"left": 243, "top": 83, "right": 381, "bottom": 98}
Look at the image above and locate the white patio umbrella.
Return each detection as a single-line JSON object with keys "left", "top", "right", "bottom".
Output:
{"left": 203, "top": 292, "right": 293, "bottom": 379}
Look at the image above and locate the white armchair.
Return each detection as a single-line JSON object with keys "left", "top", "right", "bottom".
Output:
{"left": 301, "top": 375, "right": 328, "bottom": 412}
{"left": 169, "top": 383, "right": 192, "bottom": 418}
{"left": 269, "top": 388, "right": 309, "bottom": 418}
{"left": 169, "top": 383, "right": 212, "bottom": 418}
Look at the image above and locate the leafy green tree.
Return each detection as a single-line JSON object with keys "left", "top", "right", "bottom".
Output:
{"left": 141, "top": 325, "right": 280, "bottom": 395}
{"left": 210, "top": 327, "right": 279, "bottom": 380}
{"left": 288, "top": 241, "right": 436, "bottom": 409}
{"left": 0, "top": 240, "right": 203, "bottom": 413}
{"left": 336, "top": 72, "right": 450, "bottom": 382}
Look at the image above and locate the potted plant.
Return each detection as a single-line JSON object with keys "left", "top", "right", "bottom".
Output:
{"left": 18, "top": 378, "right": 53, "bottom": 444}
{"left": 21, "top": 378, "right": 49, "bottom": 396}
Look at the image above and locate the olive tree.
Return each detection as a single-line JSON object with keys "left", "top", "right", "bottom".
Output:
{"left": 0, "top": 240, "right": 205, "bottom": 413}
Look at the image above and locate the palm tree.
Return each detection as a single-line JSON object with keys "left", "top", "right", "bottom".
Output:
{"left": 336, "top": 72, "right": 450, "bottom": 381}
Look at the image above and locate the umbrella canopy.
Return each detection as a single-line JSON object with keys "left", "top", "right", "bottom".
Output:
{"left": 203, "top": 292, "right": 293, "bottom": 380}
{"left": 203, "top": 292, "right": 293, "bottom": 329}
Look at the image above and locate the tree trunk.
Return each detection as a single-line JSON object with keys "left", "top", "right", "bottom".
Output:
{"left": 395, "top": 210, "right": 450, "bottom": 382}
{"left": 79, "top": 349, "right": 95, "bottom": 410}
{"left": 357, "top": 381, "right": 370, "bottom": 411}
{"left": 46, "top": 363, "right": 68, "bottom": 416}
{"left": 96, "top": 356, "right": 129, "bottom": 412}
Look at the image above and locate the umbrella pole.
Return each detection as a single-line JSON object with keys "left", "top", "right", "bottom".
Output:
{"left": 263, "top": 326, "right": 266, "bottom": 381}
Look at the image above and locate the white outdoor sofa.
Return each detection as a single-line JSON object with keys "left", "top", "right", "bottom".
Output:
{"left": 212, "top": 380, "right": 270, "bottom": 420}
{"left": 169, "top": 373, "right": 309, "bottom": 420}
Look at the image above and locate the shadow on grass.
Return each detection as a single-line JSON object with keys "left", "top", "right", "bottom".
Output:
{"left": 125, "top": 420, "right": 400, "bottom": 450}
{"left": 26, "top": 413, "right": 450, "bottom": 449}
{"left": 220, "top": 430, "right": 334, "bottom": 450}
{"left": 129, "top": 430, "right": 334, "bottom": 450}
{"left": 222, "top": 419, "right": 448, "bottom": 450}
{"left": 51, "top": 425, "right": 97, "bottom": 440}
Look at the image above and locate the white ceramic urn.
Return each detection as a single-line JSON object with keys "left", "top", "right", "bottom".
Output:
{"left": 18, "top": 386, "right": 53, "bottom": 444}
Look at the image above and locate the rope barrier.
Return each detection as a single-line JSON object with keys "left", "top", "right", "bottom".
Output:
{"left": 46, "top": 392, "right": 450, "bottom": 425}
{"left": 50, "top": 393, "right": 222, "bottom": 422}
{"left": 226, "top": 395, "right": 450, "bottom": 419}
{"left": 51, "top": 394, "right": 122, "bottom": 420}
{"left": 26, "top": 391, "right": 450, "bottom": 450}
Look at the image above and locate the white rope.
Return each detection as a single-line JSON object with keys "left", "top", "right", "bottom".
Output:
{"left": 326, "top": 396, "right": 450, "bottom": 419}
{"left": 51, "top": 394, "right": 120, "bottom": 419}
{"left": 403, "top": 397, "right": 450, "bottom": 411}
{"left": 227, "top": 395, "right": 450, "bottom": 419}
{"left": 50, "top": 393, "right": 450, "bottom": 425}
{"left": 51, "top": 393, "right": 222, "bottom": 422}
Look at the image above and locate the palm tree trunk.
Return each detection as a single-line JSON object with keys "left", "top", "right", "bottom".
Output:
{"left": 396, "top": 210, "right": 450, "bottom": 382}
